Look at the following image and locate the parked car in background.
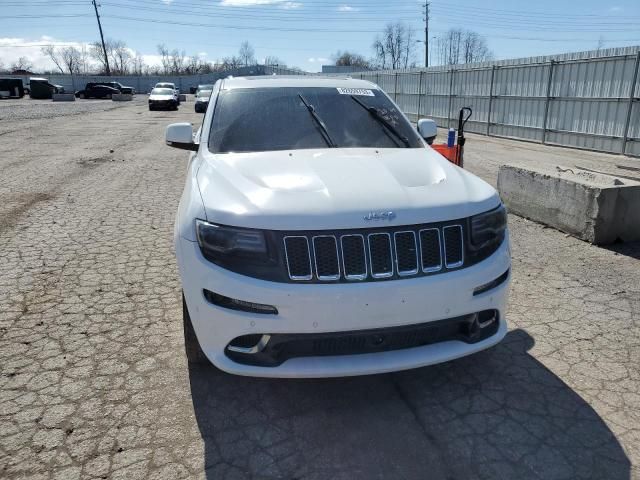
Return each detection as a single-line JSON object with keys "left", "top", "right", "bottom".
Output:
{"left": 75, "top": 83, "right": 120, "bottom": 99}
{"left": 194, "top": 87, "right": 212, "bottom": 113}
{"left": 166, "top": 76, "right": 511, "bottom": 377}
{"left": 196, "top": 84, "right": 213, "bottom": 95}
{"left": 29, "top": 78, "right": 65, "bottom": 99}
{"left": 95, "top": 81, "right": 135, "bottom": 94}
{"left": 155, "top": 82, "right": 180, "bottom": 104}
{"left": 149, "top": 87, "right": 179, "bottom": 110}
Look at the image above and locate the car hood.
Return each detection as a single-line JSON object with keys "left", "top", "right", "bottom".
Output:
{"left": 149, "top": 94, "right": 174, "bottom": 100}
{"left": 196, "top": 147, "right": 500, "bottom": 230}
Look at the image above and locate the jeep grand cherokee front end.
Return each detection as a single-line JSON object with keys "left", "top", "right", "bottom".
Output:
{"left": 166, "top": 76, "right": 511, "bottom": 378}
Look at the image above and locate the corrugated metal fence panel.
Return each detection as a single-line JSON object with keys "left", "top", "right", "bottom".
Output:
{"left": 396, "top": 72, "right": 421, "bottom": 120}
{"left": 352, "top": 46, "right": 640, "bottom": 156}
{"left": 627, "top": 101, "right": 640, "bottom": 156}
{"left": 543, "top": 55, "right": 638, "bottom": 152}
{"left": 489, "top": 64, "right": 550, "bottom": 142}
{"left": 418, "top": 71, "right": 452, "bottom": 124}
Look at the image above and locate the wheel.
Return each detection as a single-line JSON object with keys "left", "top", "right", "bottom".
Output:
{"left": 106, "top": 94, "right": 112, "bottom": 100}
{"left": 183, "top": 293, "right": 209, "bottom": 365}
{"left": 79, "top": 93, "right": 85, "bottom": 99}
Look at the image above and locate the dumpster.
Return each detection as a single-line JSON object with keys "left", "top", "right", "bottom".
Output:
{"left": 0, "top": 78, "right": 25, "bottom": 98}
{"left": 29, "top": 77, "right": 65, "bottom": 99}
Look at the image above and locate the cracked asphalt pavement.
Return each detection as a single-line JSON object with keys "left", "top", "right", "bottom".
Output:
{"left": 0, "top": 97, "right": 638, "bottom": 479}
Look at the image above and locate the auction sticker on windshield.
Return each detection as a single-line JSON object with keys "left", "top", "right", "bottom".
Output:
{"left": 336, "top": 88, "right": 375, "bottom": 96}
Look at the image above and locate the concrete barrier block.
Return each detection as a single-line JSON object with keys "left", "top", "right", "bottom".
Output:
{"left": 498, "top": 164, "right": 640, "bottom": 245}
{"left": 179, "top": 94, "right": 187, "bottom": 102}
{"left": 52, "top": 93, "right": 76, "bottom": 102}
{"left": 112, "top": 94, "right": 133, "bottom": 101}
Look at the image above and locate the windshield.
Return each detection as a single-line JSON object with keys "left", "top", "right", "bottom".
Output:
{"left": 151, "top": 88, "right": 173, "bottom": 95}
{"left": 197, "top": 84, "right": 213, "bottom": 91}
{"left": 156, "top": 83, "right": 173, "bottom": 88}
{"left": 208, "top": 87, "right": 423, "bottom": 153}
{"left": 197, "top": 90, "right": 212, "bottom": 98}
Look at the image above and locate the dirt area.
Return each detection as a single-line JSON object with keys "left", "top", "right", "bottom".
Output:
{"left": 0, "top": 97, "right": 638, "bottom": 480}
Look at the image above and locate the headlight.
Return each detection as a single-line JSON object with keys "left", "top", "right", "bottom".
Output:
{"left": 470, "top": 205, "right": 507, "bottom": 250}
{"left": 196, "top": 219, "right": 267, "bottom": 258}
{"left": 195, "top": 219, "right": 282, "bottom": 278}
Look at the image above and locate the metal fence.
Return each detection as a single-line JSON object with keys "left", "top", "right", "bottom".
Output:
{"left": 352, "top": 47, "right": 640, "bottom": 157}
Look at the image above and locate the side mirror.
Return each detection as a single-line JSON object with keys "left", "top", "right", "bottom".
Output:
{"left": 166, "top": 123, "right": 198, "bottom": 151}
{"left": 418, "top": 118, "right": 438, "bottom": 145}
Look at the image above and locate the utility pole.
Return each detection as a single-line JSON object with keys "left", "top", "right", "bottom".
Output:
{"left": 92, "top": 0, "right": 111, "bottom": 76}
{"left": 424, "top": 1, "right": 430, "bottom": 68}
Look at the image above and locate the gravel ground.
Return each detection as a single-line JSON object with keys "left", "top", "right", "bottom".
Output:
{"left": 0, "top": 99, "right": 638, "bottom": 480}
{"left": 0, "top": 97, "right": 140, "bottom": 122}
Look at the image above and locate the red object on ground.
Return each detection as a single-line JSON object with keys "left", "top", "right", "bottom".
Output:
{"left": 431, "top": 144, "right": 460, "bottom": 166}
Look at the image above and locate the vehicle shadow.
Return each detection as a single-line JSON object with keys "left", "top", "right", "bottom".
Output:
{"left": 188, "top": 329, "right": 630, "bottom": 480}
{"left": 602, "top": 240, "right": 640, "bottom": 260}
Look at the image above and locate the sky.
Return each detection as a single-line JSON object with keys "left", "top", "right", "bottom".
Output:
{"left": 1, "top": 0, "right": 639, "bottom": 73}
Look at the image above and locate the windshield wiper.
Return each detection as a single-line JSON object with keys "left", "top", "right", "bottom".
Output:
{"left": 298, "top": 94, "right": 337, "bottom": 148}
{"left": 350, "top": 95, "right": 410, "bottom": 147}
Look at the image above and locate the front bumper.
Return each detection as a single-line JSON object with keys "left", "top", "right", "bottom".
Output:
{"left": 176, "top": 235, "right": 511, "bottom": 378}
{"left": 149, "top": 100, "right": 176, "bottom": 109}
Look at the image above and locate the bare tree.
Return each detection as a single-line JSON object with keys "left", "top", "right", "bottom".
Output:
{"left": 91, "top": 39, "right": 115, "bottom": 74}
{"left": 435, "top": 29, "right": 492, "bottom": 65}
{"left": 110, "top": 40, "right": 131, "bottom": 75}
{"left": 11, "top": 56, "right": 33, "bottom": 72}
{"left": 596, "top": 36, "right": 605, "bottom": 51}
{"left": 61, "top": 46, "right": 83, "bottom": 74}
{"left": 131, "top": 52, "right": 146, "bottom": 75}
{"left": 221, "top": 56, "right": 243, "bottom": 70}
{"left": 333, "top": 51, "right": 369, "bottom": 69}
{"left": 157, "top": 44, "right": 171, "bottom": 75}
{"left": 41, "top": 45, "right": 65, "bottom": 74}
{"left": 170, "top": 49, "right": 186, "bottom": 74}
{"left": 184, "top": 55, "right": 206, "bottom": 75}
{"left": 238, "top": 41, "right": 255, "bottom": 66}
{"left": 264, "top": 55, "right": 284, "bottom": 67}
{"left": 372, "top": 22, "right": 415, "bottom": 69}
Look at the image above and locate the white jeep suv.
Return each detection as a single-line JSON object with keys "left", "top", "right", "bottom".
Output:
{"left": 166, "top": 76, "right": 511, "bottom": 378}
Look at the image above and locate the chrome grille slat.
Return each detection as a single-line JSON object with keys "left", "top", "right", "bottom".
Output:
{"left": 368, "top": 233, "right": 393, "bottom": 278}
{"left": 283, "top": 236, "right": 312, "bottom": 280}
{"left": 283, "top": 224, "right": 464, "bottom": 282}
{"left": 340, "top": 234, "right": 367, "bottom": 280}
{"left": 443, "top": 225, "right": 464, "bottom": 268}
{"left": 419, "top": 228, "right": 443, "bottom": 272}
{"left": 394, "top": 231, "right": 418, "bottom": 276}
{"left": 312, "top": 235, "right": 340, "bottom": 280}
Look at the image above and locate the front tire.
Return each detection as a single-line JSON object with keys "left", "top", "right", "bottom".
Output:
{"left": 183, "top": 294, "right": 208, "bottom": 365}
{"left": 79, "top": 93, "right": 85, "bottom": 99}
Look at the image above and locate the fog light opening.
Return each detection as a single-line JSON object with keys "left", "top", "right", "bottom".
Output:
{"left": 477, "top": 310, "right": 498, "bottom": 328}
{"left": 227, "top": 334, "right": 271, "bottom": 354}
{"left": 203, "top": 289, "right": 278, "bottom": 314}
